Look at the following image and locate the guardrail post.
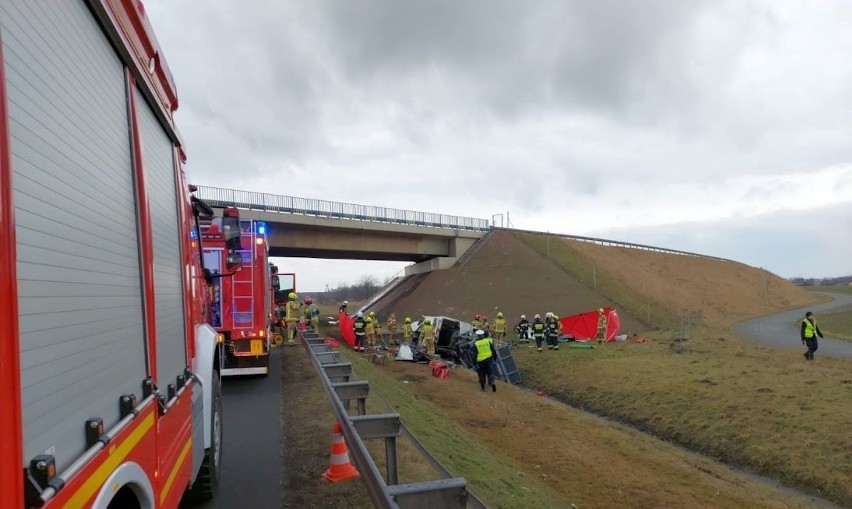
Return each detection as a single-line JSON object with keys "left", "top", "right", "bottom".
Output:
{"left": 350, "top": 414, "right": 401, "bottom": 485}
{"left": 387, "top": 478, "right": 468, "bottom": 509}
{"left": 332, "top": 381, "right": 370, "bottom": 415}
{"left": 322, "top": 362, "right": 352, "bottom": 382}
{"left": 315, "top": 351, "right": 341, "bottom": 364}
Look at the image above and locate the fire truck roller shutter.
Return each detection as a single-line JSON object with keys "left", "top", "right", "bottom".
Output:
{"left": 2, "top": 0, "right": 146, "bottom": 471}
{"left": 135, "top": 86, "right": 188, "bottom": 388}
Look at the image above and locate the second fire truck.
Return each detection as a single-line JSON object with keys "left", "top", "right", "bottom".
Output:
{"left": 202, "top": 218, "right": 273, "bottom": 376}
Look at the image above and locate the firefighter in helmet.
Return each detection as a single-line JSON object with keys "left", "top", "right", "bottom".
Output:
{"left": 305, "top": 296, "right": 319, "bottom": 332}
{"left": 285, "top": 292, "right": 301, "bottom": 344}
{"left": 365, "top": 315, "right": 376, "bottom": 350}
{"left": 596, "top": 308, "right": 607, "bottom": 342}
{"left": 403, "top": 317, "right": 413, "bottom": 343}
{"left": 386, "top": 313, "right": 398, "bottom": 344}
{"left": 421, "top": 318, "right": 436, "bottom": 356}
{"left": 493, "top": 311, "right": 507, "bottom": 345}
{"left": 369, "top": 311, "right": 382, "bottom": 343}
{"left": 545, "top": 312, "right": 560, "bottom": 350}
{"left": 532, "top": 313, "right": 545, "bottom": 352}
{"left": 353, "top": 311, "right": 366, "bottom": 352}
{"left": 515, "top": 314, "right": 530, "bottom": 344}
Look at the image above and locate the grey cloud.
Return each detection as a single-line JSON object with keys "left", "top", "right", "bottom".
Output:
{"left": 594, "top": 202, "right": 852, "bottom": 278}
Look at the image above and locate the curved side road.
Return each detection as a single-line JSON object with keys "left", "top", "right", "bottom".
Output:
{"left": 733, "top": 291, "right": 852, "bottom": 359}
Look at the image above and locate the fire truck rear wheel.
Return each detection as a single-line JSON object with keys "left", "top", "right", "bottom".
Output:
{"left": 185, "top": 372, "right": 222, "bottom": 502}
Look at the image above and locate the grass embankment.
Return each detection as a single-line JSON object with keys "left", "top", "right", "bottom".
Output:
{"left": 514, "top": 232, "right": 676, "bottom": 328}
{"left": 514, "top": 231, "right": 817, "bottom": 329}
{"left": 808, "top": 286, "right": 852, "bottom": 341}
{"left": 336, "top": 348, "right": 570, "bottom": 508}
{"left": 516, "top": 330, "right": 852, "bottom": 506}
{"left": 334, "top": 344, "right": 840, "bottom": 508}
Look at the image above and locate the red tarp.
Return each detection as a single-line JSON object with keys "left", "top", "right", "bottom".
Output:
{"left": 338, "top": 311, "right": 355, "bottom": 347}
{"left": 558, "top": 307, "right": 620, "bottom": 342}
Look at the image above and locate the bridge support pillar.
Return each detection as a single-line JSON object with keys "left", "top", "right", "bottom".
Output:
{"left": 405, "top": 256, "right": 458, "bottom": 275}
{"left": 404, "top": 237, "right": 478, "bottom": 275}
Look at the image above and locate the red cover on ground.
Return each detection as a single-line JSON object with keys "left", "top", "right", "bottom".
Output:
{"left": 338, "top": 311, "right": 355, "bottom": 347}
{"left": 559, "top": 307, "right": 620, "bottom": 342}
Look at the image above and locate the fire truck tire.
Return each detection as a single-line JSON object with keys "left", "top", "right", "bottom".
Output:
{"left": 185, "top": 372, "right": 223, "bottom": 502}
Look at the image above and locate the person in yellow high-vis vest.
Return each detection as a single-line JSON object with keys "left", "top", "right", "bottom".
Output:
{"left": 471, "top": 329, "right": 498, "bottom": 392}
{"left": 285, "top": 292, "right": 301, "bottom": 344}
{"left": 801, "top": 311, "right": 824, "bottom": 360}
{"left": 493, "top": 312, "right": 507, "bottom": 344}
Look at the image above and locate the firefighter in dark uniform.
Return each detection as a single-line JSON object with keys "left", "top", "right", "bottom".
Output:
{"left": 801, "top": 311, "right": 823, "bottom": 360}
{"left": 532, "top": 314, "right": 545, "bottom": 352}
{"left": 545, "top": 312, "right": 560, "bottom": 350}
{"left": 515, "top": 314, "right": 530, "bottom": 344}
{"left": 353, "top": 312, "right": 367, "bottom": 352}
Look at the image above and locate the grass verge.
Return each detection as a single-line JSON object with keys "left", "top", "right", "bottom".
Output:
{"left": 515, "top": 328, "right": 852, "bottom": 506}
{"left": 806, "top": 287, "right": 852, "bottom": 341}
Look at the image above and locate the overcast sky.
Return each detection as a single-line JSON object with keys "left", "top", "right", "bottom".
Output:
{"left": 146, "top": 0, "right": 852, "bottom": 291}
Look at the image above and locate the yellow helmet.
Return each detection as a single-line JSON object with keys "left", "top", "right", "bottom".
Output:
{"left": 404, "top": 317, "right": 411, "bottom": 323}
{"left": 424, "top": 318, "right": 431, "bottom": 325}
{"left": 497, "top": 312, "right": 503, "bottom": 318}
{"left": 598, "top": 308, "right": 604, "bottom": 313}
{"left": 365, "top": 316, "right": 372, "bottom": 323}
{"left": 288, "top": 292, "right": 296, "bottom": 300}
{"left": 369, "top": 311, "right": 376, "bottom": 316}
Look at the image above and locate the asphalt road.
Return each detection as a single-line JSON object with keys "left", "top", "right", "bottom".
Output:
{"left": 198, "top": 352, "right": 282, "bottom": 509}
{"left": 733, "top": 291, "right": 852, "bottom": 359}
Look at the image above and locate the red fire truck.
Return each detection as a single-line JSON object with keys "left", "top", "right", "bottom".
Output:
{"left": 1, "top": 1, "right": 238, "bottom": 507}
{"left": 202, "top": 219, "right": 273, "bottom": 376}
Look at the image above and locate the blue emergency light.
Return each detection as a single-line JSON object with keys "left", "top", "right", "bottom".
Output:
{"left": 256, "top": 222, "right": 267, "bottom": 236}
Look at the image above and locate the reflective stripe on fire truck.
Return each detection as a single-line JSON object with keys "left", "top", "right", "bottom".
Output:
{"left": 66, "top": 413, "right": 154, "bottom": 508}
{"left": 159, "top": 438, "right": 193, "bottom": 504}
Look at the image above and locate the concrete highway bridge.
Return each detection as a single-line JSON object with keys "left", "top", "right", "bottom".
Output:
{"left": 195, "top": 186, "right": 490, "bottom": 275}
{"left": 194, "top": 186, "right": 734, "bottom": 277}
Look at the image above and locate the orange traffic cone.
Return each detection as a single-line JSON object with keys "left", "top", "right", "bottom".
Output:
{"left": 321, "top": 422, "right": 360, "bottom": 483}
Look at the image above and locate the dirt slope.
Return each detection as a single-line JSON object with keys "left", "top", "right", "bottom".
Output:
{"left": 372, "top": 231, "right": 818, "bottom": 331}
{"left": 551, "top": 235, "right": 818, "bottom": 326}
{"left": 373, "top": 231, "right": 646, "bottom": 332}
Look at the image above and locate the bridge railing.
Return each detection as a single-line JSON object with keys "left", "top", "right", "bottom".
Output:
{"left": 195, "top": 185, "right": 490, "bottom": 231}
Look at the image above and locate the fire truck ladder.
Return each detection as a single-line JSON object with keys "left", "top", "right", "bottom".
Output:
{"left": 232, "top": 249, "right": 254, "bottom": 327}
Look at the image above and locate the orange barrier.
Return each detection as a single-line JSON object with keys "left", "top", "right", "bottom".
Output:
{"left": 321, "top": 422, "right": 360, "bottom": 483}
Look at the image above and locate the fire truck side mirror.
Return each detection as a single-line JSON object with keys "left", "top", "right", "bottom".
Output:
{"left": 222, "top": 207, "right": 242, "bottom": 251}
{"left": 226, "top": 252, "right": 243, "bottom": 270}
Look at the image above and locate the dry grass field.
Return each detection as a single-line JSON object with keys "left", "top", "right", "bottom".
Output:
{"left": 285, "top": 234, "right": 851, "bottom": 507}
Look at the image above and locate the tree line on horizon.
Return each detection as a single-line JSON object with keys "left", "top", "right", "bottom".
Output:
{"left": 790, "top": 275, "right": 852, "bottom": 286}
{"left": 305, "top": 274, "right": 384, "bottom": 304}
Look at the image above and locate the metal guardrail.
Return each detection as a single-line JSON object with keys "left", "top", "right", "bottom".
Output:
{"left": 502, "top": 227, "right": 737, "bottom": 263}
{"left": 297, "top": 327, "right": 469, "bottom": 508}
{"left": 195, "top": 185, "right": 490, "bottom": 231}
